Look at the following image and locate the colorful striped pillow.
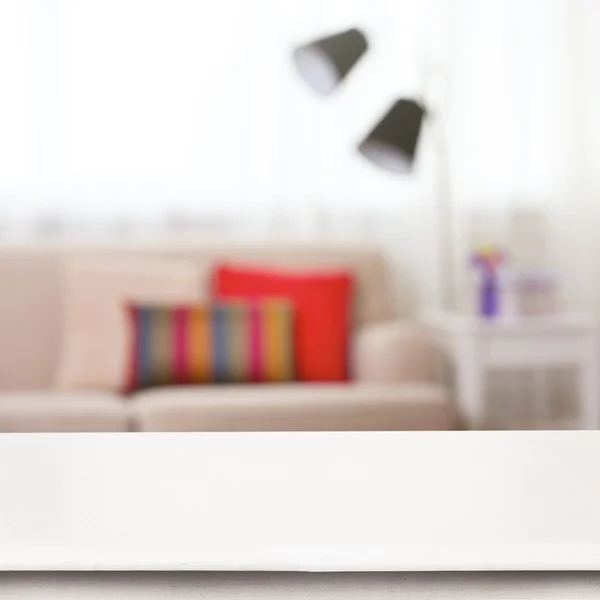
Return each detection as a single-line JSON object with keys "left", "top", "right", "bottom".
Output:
{"left": 125, "top": 301, "right": 295, "bottom": 391}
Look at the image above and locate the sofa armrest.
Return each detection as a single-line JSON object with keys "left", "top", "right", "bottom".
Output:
{"left": 352, "top": 321, "right": 438, "bottom": 384}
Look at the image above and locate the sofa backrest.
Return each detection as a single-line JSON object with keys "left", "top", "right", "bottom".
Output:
{"left": 0, "top": 241, "right": 398, "bottom": 390}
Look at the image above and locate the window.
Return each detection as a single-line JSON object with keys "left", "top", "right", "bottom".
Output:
{"left": 0, "top": 0, "right": 426, "bottom": 227}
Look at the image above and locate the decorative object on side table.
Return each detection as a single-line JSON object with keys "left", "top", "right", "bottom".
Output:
{"left": 471, "top": 243, "right": 506, "bottom": 319}
{"left": 503, "top": 266, "right": 562, "bottom": 318}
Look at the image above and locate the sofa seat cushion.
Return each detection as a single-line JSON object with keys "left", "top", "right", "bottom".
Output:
{"left": 0, "top": 392, "right": 129, "bottom": 432}
{"left": 130, "top": 384, "right": 456, "bottom": 431}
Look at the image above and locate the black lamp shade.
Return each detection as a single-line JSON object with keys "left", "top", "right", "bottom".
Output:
{"left": 358, "top": 99, "right": 427, "bottom": 173}
{"left": 293, "top": 28, "right": 368, "bottom": 96}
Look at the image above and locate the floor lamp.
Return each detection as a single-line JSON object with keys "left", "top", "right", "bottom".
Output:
{"left": 293, "top": 27, "right": 455, "bottom": 310}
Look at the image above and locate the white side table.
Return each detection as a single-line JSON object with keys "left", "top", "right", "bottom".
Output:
{"left": 422, "top": 313, "right": 600, "bottom": 430}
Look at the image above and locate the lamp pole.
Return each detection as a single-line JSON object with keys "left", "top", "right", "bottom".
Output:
{"left": 420, "top": 0, "right": 457, "bottom": 312}
{"left": 424, "top": 64, "right": 455, "bottom": 311}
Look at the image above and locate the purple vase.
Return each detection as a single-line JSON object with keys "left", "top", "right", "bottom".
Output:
{"left": 480, "top": 274, "right": 499, "bottom": 319}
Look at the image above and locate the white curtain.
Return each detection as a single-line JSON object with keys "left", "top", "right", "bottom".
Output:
{"left": 446, "top": 0, "right": 598, "bottom": 312}
{"left": 0, "top": 0, "right": 597, "bottom": 312}
{"left": 0, "top": 0, "right": 426, "bottom": 216}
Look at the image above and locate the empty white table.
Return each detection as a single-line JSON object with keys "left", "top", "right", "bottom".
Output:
{"left": 2, "top": 432, "right": 600, "bottom": 570}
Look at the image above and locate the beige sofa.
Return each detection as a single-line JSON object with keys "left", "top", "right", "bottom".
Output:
{"left": 0, "top": 241, "right": 456, "bottom": 432}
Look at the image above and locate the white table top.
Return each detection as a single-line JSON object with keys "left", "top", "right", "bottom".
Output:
{"left": 2, "top": 432, "right": 600, "bottom": 571}
{"left": 422, "top": 311, "right": 599, "bottom": 335}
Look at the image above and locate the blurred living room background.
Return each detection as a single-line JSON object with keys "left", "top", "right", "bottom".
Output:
{"left": 0, "top": 0, "right": 599, "bottom": 432}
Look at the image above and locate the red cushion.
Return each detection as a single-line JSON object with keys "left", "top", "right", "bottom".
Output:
{"left": 212, "top": 265, "right": 354, "bottom": 382}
